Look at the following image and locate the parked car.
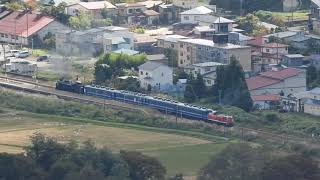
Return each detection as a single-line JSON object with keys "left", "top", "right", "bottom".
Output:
{"left": 36, "top": 55, "right": 49, "bottom": 62}
{"left": 14, "top": 51, "right": 30, "bottom": 58}
{"left": 6, "top": 50, "right": 19, "bottom": 57}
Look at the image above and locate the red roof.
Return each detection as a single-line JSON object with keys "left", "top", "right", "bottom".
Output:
{"left": 0, "top": 11, "right": 54, "bottom": 37}
{"left": 261, "top": 43, "right": 289, "bottom": 48}
{"left": 260, "top": 67, "right": 300, "bottom": 80}
{"left": 251, "top": 94, "right": 280, "bottom": 101}
{"left": 247, "top": 37, "right": 264, "bottom": 47}
{"left": 246, "top": 76, "right": 280, "bottom": 90}
{"left": 246, "top": 67, "right": 301, "bottom": 90}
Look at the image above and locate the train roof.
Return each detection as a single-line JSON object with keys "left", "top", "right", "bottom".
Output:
{"left": 84, "top": 85, "right": 214, "bottom": 112}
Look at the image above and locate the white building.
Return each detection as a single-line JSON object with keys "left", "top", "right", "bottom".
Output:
{"left": 3, "top": 59, "right": 37, "bottom": 75}
{"left": 66, "top": 1, "right": 117, "bottom": 18}
{"left": 185, "top": 62, "right": 225, "bottom": 86}
{"left": 138, "top": 61, "right": 173, "bottom": 91}
{"left": 180, "top": 6, "right": 215, "bottom": 24}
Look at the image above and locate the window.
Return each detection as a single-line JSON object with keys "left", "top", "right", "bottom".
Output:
{"left": 140, "top": 71, "right": 143, "bottom": 75}
{"left": 5, "top": 34, "right": 8, "bottom": 38}
{"left": 180, "top": 60, "right": 183, "bottom": 64}
{"left": 207, "top": 80, "right": 211, "bottom": 84}
{"left": 171, "top": 43, "right": 174, "bottom": 48}
{"left": 180, "top": 43, "right": 183, "bottom": 48}
{"left": 187, "top": 47, "right": 190, "bottom": 52}
{"left": 180, "top": 52, "right": 183, "bottom": 56}
{"left": 187, "top": 55, "right": 190, "bottom": 60}
{"left": 266, "top": 48, "right": 270, "bottom": 53}
{"left": 135, "top": 8, "right": 141, "bottom": 13}
{"left": 0, "top": 33, "right": 3, "bottom": 37}
{"left": 128, "top": 9, "right": 133, "bottom": 14}
{"left": 15, "top": 35, "right": 18, "bottom": 40}
{"left": 11, "top": 35, "right": 15, "bottom": 39}
{"left": 161, "top": 73, "right": 164, "bottom": 76}
{"left": 146, "top": 72, "right": 148, "bottom": 76}
{"left": 183, "top": 16, "right": 189, "bottom": 20}
{"left": 205, "top": 67, "right": 210, "bottom": 72}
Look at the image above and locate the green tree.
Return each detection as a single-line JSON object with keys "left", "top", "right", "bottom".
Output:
{"left": 120, "top": 151, "right": 166, "bottom": 180}
{"left": 236, "top": 14, "right": 269, "bottom": 36}
{"left": 68, "top": 11, "right": 92, "bottom": 30}
{"left": 184, "top": 85, "right": 196, "bottom": 103}
{"left": 306, "top": 65, "right": 320, "bottom": 89}
{"left": 261, "top": 154, "right": 320, "bottom": 180}
{"left": 24, "top": 133, "right": 71, "bottom": 171}
{"left": 198, "top": 143, "right": 271, "bottom": 180}
{"left": 213, "top": 56, "right": 253, "bottom": 111}
{"left": 5, "top": 2, "right": 24, "bottom": 11}
{"left": 43, "top": 32, "right": 55, "bottom": 49}
{"left": 164, "top": 48, "right": 178, "bottom": 67}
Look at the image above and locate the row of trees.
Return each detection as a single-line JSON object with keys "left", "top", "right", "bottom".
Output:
{"left": 198, "top": 143, "right": 320, "bottom": 180}
{"left": 0, "top": 133, "right": 168, "bottom": 180}
{"left": 184, "top": 57, "right": 253, "bottom": 112}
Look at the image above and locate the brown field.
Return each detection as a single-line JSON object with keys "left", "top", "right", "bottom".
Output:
{"left": 0, "top": 110, "right": 227, "bottom": 177}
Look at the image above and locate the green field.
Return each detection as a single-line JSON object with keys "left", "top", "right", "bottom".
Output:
{"left": 271, "top": 11, "right": 308, "bottom": 21}
{"left": 0, "top": 109, "right": 227, "bottom": 177}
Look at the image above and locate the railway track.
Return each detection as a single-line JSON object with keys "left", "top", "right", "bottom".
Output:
{"left": 0, "top": 75, "right": 318, "bottom": 146}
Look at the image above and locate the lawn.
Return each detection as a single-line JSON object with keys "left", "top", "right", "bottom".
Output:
{"left": 0, "top": 110, "right": 227, "bottom": 177}
{"left": 271, "top": 11, "right": 308, "bottom": 21}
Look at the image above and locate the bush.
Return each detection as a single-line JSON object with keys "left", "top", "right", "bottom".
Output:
{"left": 264, "top": 113, "right": 280, "bottom": 122}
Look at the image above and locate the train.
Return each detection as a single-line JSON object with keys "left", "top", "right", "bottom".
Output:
{"left": 55, "top": 80, "right": 234, "bottom": 127}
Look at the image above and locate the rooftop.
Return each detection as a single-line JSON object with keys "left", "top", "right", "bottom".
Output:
{"left": 78, "top": 1, "right": 116, "bottom": 10}
{"left": 262, "top": 43, "right": 289, "bottom": 48}
{"left": 263, "top": 31, "right": 298, "bottom": 39}
{"left": 137, "top": 0, "right": 163, "bottom": 8}
{"left": 113, "top": 48, "right": 139, "bottom": 55}
{"left": 194, "top": 26, "right": 215, "bottom": 32}
{"left": 312, "top": 0, "right": 320, "bottom": 7}
{"left": 139, "top": 61, "right": 168, "bottom": 71}
{"left": 246, "top": 67, "right": 302, "bottom": 90}
{"left": 284, "top": 54, "right": 304, "bottom": 58}
{"left": 310, "top": 87, "right": 320, "bottom": 95}
{"left": 157, "top": 34, "right": 188, "bottom": 43}
{"left": 0, "top": 11, "right": 54, "bottom": 37}
{"left": 146, "top": 54, "right": 168, "bottom": 61}
{"left": 178, "top": 38, "right": 250, "bottom": 49}
{"left": 251, "top": 94, "right": 280, "bottom": 101}
{"left": 180, "top": 6, "right": 213, "bottom": 15}
{"left": 144, "top": 10, "right": 160, "bottom": 16}
{"left": 192, "top": 62, "right": 224, "bottom": 67}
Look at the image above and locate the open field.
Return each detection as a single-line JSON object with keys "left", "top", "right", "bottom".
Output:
{"left": 0, "top": 109, "right": 227, "bottom": 177}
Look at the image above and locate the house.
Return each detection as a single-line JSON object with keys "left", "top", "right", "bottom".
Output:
{"left": 158, "top": 4, "right": 179, "bottom": 24}
{"left": 56, "top": 26, "right": 133, "bottom": 56}
{"left": 66, "top": 1, "right": 117, "bottom": 19}
{"left": 301, "top": 88, "right": 320, "bottom": 116}
{"left": 177, "top": 38, "right": 252, "bottom": 71}
{"left": 246, "top": 67, "right": 306, "bottom": 97}
{"left": 0, "top": 11, "right": 69, "bottom": 46}
{"left": 138, "top": 61, "right": 173, "bottom": 90}
{"left": 116, "top": 3, "right": 147, "bottom": 25}
{"left": 134, "top": 33, "right": 159, "bottom": 53}
{"left": 184, "top": 62, "right": 225, "bottom": 86}
{"left": 157, "top": 34, "right": 188, "bottom": 51}
{"left": 137, "top": 1, "right": 163, "bottom": 10}
{"left": 251, "top": 94, "right": 280, "bottom": 110}
{"left": 250, "top": 41, "right": 289, "bottom": 72}
{"left": 228, "top": 32, "right": 254, "bottom": 46}
{"left": 281, "top": 54, "right": 305, "bottom": 68}
{"left": 180, "top": 6, "right": 215, "bottom": 24}
{"left": 3, "top": 59, "right": 37, "bottom": 75}
{"left": 143, "top": 10, "right": 160, "bottom": 25}
{"left": 172, "top": 0, "right": 198, "bottom": 10}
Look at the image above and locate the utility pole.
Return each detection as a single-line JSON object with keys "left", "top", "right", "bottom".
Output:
{"left": 1, "top": 44, "right": 7, "bottom": 80}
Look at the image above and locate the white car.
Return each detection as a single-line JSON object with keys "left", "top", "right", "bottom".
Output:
{"left": 6, "top": 50, "right": 19, "bottom": 57}
{"left": 14, "top": 51, "right": 30, "bottom": 58}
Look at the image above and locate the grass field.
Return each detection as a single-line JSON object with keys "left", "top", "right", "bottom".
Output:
{"left": 271, "top": 11, "right": 308, "bottom": 21}
{"left": 0, "top": 109, "right": 227, "bottom": 177}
